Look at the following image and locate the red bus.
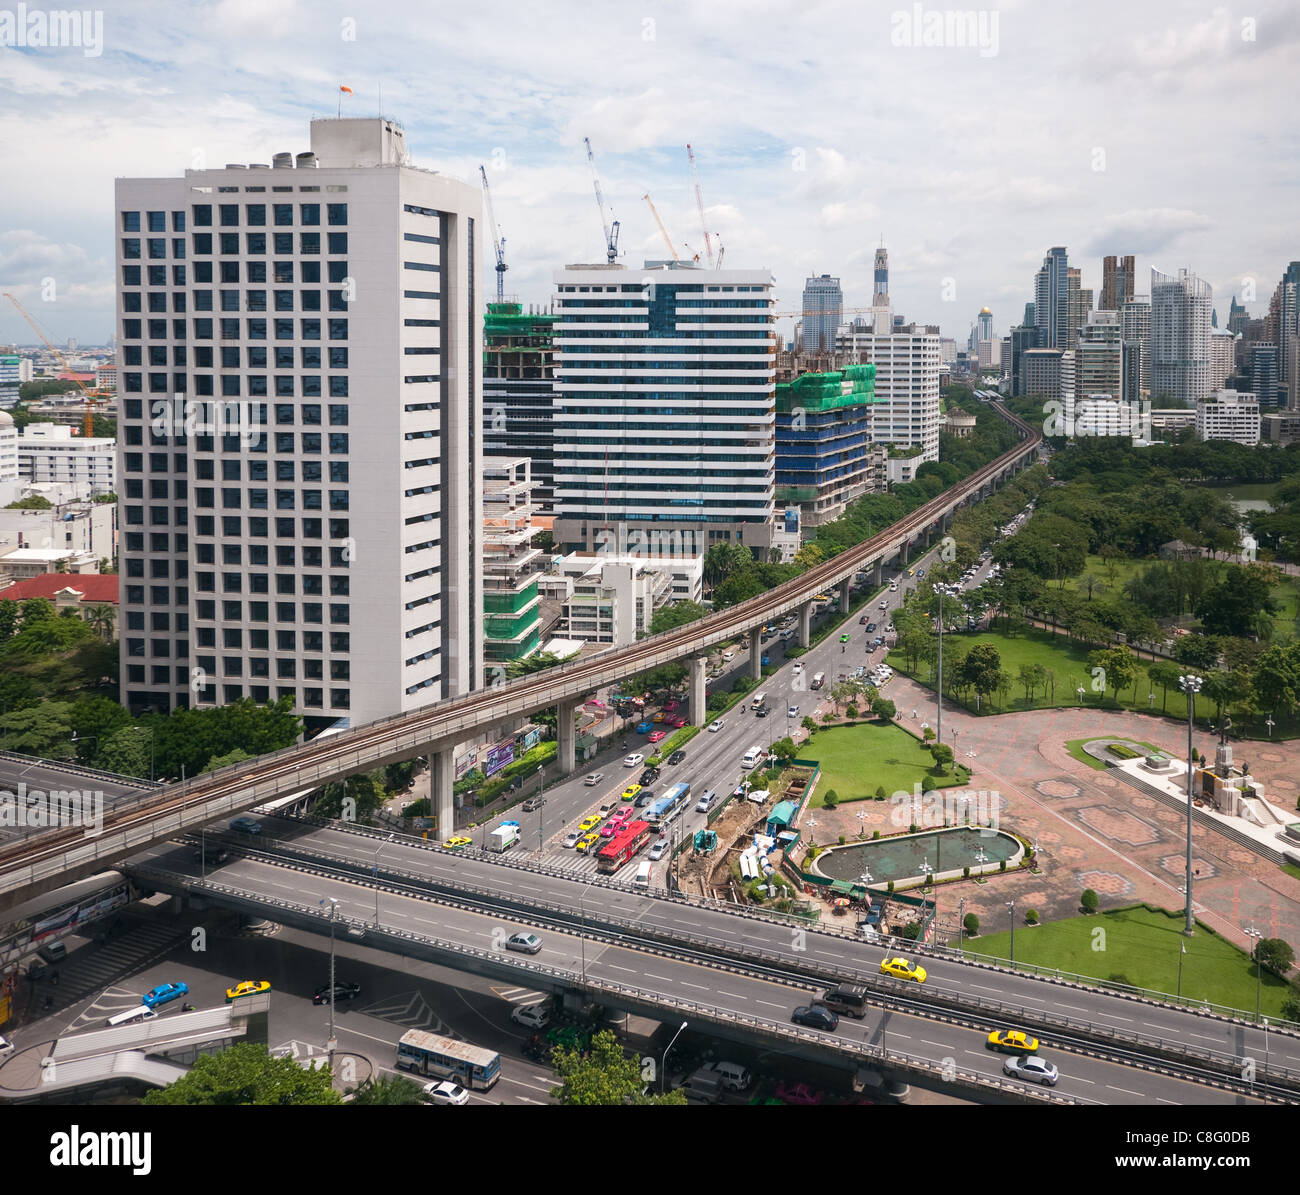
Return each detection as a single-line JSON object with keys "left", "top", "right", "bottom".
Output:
{"left": 597, "top": 819, "right": 653, "bottom": 873}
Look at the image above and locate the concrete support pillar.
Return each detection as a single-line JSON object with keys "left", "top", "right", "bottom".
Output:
{"left": 557, "top": 699, "right": 577, "bottom": 775}
{"left": 798, "top": 600, "right": 813, "bottom": 648}
{"left": 431, "top": 747, "right": 454, "bottom": 838}
{"left": 902, "top": 539, "right": 911, "bottom": 565}
{"left": 750, "top": 635, "right": 763, "bottom": 681}
{"left": 873, "top": 558, "right": 883, "bottom": 588}
{"left": 839, "top": 576, "right": 851, "bottom": 615}
{"left": 689, "top": 655, "right": 708, "bottom": 727}
{"left": 941, "top": 511, "right": 952, "bottom": 534}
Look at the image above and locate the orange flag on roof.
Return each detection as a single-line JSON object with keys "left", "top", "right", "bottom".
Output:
{"left": 339, "top": 85, "right": 353, "bottom": 94}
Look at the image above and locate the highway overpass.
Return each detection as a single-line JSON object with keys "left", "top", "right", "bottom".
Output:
{"left": 0, "top": 403, "right": 1040, "bottom": 910}
{"left": 121, "top": 823, "right": 1292, "bottom": 1105}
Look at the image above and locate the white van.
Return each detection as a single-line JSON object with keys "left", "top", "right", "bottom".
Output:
{"left": 634, "top": 861, "right": 652, "bottom": 888}
{"left": 751, "top": 692, "right": 767, "bottom": 712}
{"left": 106, "top": 1005, "right": 157, "bottom": 1028}
{"left": 741, "top": 746, "right": 763, "bottom": 769}
{"left": 703, "top": 1060, "right": 753, "bottom": 1091}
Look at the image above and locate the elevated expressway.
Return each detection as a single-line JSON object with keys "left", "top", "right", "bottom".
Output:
{"left": 125, "top": 820, "right": 1296, "bottom": 1105}
{"left": 0, "top": 404, "right": 1040, "bottom": 910}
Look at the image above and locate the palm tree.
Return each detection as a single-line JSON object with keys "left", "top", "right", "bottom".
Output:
{"left": 85, "top": 604, "right": 115, "bottom": 640}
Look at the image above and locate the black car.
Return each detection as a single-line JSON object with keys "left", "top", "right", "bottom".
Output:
{"left": 313, "top": 981, "right": 361, "bottom": 1005}
{"left": 192, "top": 845, "right": 230, "bottom": 865}
{"left": 859, "top": 615, "right": 870, "bottom": 625}
{"left": 667, "top": 750, "right": 687, "bottom": 765}
{"left": 866, "top": 622, "right": 877, "bottom": 633}
{"left": 635, "top": 789, "right": 656, "bottom": 808}
{"left": 755, "top": 706, "right": 769, "bottom": 717}
{"left": 639, "top": 767, "right": 661, "bottom": 785}
{"left": 791, "top": 1004, "right": 839, "bottom": 1031}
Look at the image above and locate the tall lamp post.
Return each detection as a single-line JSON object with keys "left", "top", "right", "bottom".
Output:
{"left": 373, "top": 833, "right": 394, "bottom": 925}
{"left": 1245, "top": 925, "right": 1263, "bottom": 1019}
{"left": 662, "top": 1019, "right": 688, "bottom": 1094}
{"left": 321, "top": 896, "right": 340, "bottom": 1070}
{"left": 1178, "top": 674, "right": 1202, "bottom": 936}
{"left": 957, "top": 897, "right": 966, "bottom": 956}
{"left": 1006, "top": 899, "right": 1016, "bottom": 966}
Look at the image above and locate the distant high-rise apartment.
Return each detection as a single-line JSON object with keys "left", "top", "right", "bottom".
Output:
{"left": 0, "top": 354, "right": 19, "bottom": 409}
{"left": 1120, "top": 297, "right": 1152, "bottom": 395}
{"left": 802, "top": 274, "right": 843, "bottom": 355}
{"left": 1267, "top": 263, "right": 1300, "bottom": 395}
{"left": 1076, "top": 311, "right": 1122, "bottom": 401}
{"left": 115, "top": 117, "right": 483, "bottom": 722}
{"left": 1151, "top": 268, "right": 1213, "bottom": 403}
{"left": 1209, "top": 330, "right": 1236, "bottom": 391}
{"left": 1033, "top": 247, "right": 1070, "bottom": 350}
{"left": 1100, "top": 255, "right": 1135, "bottom": 311}
{"left": 1228, "top": 294, "right": 1249, "bottom": 337}
{"left": 1197, "top": 391, "right": 1260, "bottom": 445}
{"left": 1021, "top": 347, "right": 1063, "bottom": 400}
{"left": 1250, "top": 343, "right": 1280, "bottom": 410}
{"left": 1065, "top": 268, "right": 1093, "bottom": 351}
{"left": 551, "top": 261, "right": 775, "bottom": 555}
{"left": 483, "top": 302, "right": 558, "bottom": 510}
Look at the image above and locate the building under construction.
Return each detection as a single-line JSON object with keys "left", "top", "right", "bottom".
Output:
{"left": 483, "top": 301, "right": 559, "bottom": 511}
{"left": 775, "top": 364, "right": 885, "bottom": 528}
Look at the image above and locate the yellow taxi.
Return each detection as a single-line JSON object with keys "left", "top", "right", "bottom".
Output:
{"left": 987, "top": 1029, "right": 1039, "bottom": 1054}
{"left": 621, "top": 783, "right": 642, "bottom": 801}
{"left": 651, "top": 712, "right": 666, "bottom": 723}
{"left": 442, "top": 835, "right": 473, "bottom": 850}
{"left": 576, "top": 832, "right": 602, "bottom": 854}
{"left": 879, "top": 956, "right": 927, "bottom": 984}
{"left": 578, "top": 815, "right": 602, "bottom": 834}
{"left": 226, "top": 979, "right": 271, "bottom": 1002}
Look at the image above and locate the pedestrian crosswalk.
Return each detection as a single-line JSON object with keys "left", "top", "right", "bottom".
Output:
{"left": 492, "top": 984, "right": 545, "bottom": 1008}
{"left": 41, "top": 920, "right": 186, "bottom": 1014}
{"left": 360, "top": 989, "right": 449, "bottom": 1035}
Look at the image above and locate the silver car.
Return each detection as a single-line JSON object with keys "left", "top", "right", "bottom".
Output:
{"left": 1003, "top": 1055, "right": 1058, "bottom": 1086}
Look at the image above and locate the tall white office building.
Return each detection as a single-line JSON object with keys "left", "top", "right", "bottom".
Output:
{"left": 1121, "top": 296, "right": 1151, "bottom": 395}
{"left": 551, "top": 261, "right": 775, "bottom": 556}
{"left": 1151, "top": 267, "right": 1213, "bottom": 403}
{"left": 1197, "top": 391, "right": 1260, "bottom": 445}
{"left": 854, "top": 324, "right": 942, "bottom": 463}
{"left": 1076, "top": 311, "right": 1123, "bottom": 402}
{"left": 115, "top": 117, "right": 483, "bottom": 723}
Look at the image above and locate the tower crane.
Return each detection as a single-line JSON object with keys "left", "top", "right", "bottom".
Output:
{"left": 478, "top": 165, "right": 508, "bottom": 304}
{"left": 685, "top": 144, "right": 714, "bottom": 268}
{"left": 642, "top": 194, "right": 679, "bottom": 261}
{"left": 583, "top": 136, "right": 620, "bottom": 265}
{"left": 3, "top": 292, "right": 108, "bottom": 438}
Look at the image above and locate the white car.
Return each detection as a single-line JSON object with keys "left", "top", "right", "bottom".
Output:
{"left": 423, "top": 1080, "right": 469, "bottom": 1105}
{"left": 708, "top": 720, "right": 725, "bottom": 733}
{"left": 792, "top": 660, "right": 804, "bottom": 672}
{"left": 510, "top": 1003, "right": 551, "bottom": 1029}
{"left": 649, "top": 840, "right": 669, "bottom": 860}
{"left": 1003, "top": 1055, "right": 1059, "bottom": 1086}
{"left": 787, "top": 705, "right": 799, "bottom": 718}
{"left": 623, "top": 753, "right": 644, "bottom": 768}
{"left": 584, "top": 772, "right": 603, "bottom": 786}
{"left": 0, "top": 1034, "right": 12, "bottom": 1059}
{"left": 562, "top": 831, "right": 581, "bottom": 849}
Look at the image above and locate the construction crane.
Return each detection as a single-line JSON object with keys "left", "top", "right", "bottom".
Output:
{"left": 478, "top": 165, "right": 508, "bottom": 304}
{"left": 4, "top": 292, "right": 108, "bottom": 437}
{"left": 583, "top": 136, "right": 620, "bottom": 265}
{"left": 715, "top": 242, "right": 725, "bottom": 269}
{"left": 685, "top": 144, "right": 714, "bottom": 268}
{"left": 642, "top": 194, "right": 679, "bottom": 261}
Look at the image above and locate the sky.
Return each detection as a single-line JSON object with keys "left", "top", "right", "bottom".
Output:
{"left": 0, "top": 0, "right": 1298, "bottom": 347}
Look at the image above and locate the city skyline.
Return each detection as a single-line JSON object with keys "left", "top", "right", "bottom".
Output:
{"left": 2, "top": 0, "right": 1299, "bottom": 344}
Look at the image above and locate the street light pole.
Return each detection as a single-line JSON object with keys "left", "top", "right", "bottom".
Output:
{"left": 958, "top": 897, "right": 966, "bottom": 956}
{"left": 322, "top": 896, "right": 339, "bottom": 1070}
{"left": 1007, "top": 899, "right": 1016, "bottom": 966}
{"left": 1178, "top": 674, "right": 1202, "bottom": 937}
{"left": 1245, "top": 925, "right": 1262, "bottom": 1019}
{"left": 661, "top": 1019, "right": 688, "bottom": 1095}
{"left": 373, "top": 833, "right": 394, "bottom": 926}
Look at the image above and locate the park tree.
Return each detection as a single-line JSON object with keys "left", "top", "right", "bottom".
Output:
{"left": 873, "top": 696, "right": 896, "bottom": 721}
{"left": 1251, "top": 644, "right": 1300, "bottom": 719}
{"left": 0, "top": 701, "right": 76, "bottom": 760}
{"left": 551, "top": 1029, "right": 686, "bottom": 1105}
{"left": 350, "top": 1075, "right": 426, "bottom": 1105}
{"left": 1194, "top": 563, "right": 1280, "bottom": 639}
{"left": 929, "top": 742, "right": 954, "bottom": 775}
{"left": 1148, "top": 661, "right": 1184, "bottom": 714}
{"left": 959, "top": 643, "right": 1003, "bottom": 710}
{"left": 963, "top": 912, "right": 980, "bottom": 936}
{"left": 1088, "top": 645, "right": 1138, "bottom": 704}
{"left": 1173, "top": 633, "right": 1221, "bottom": 671}
{"left": 316, "top": 769, "right": 384, "bottom": 820}
{"left": 1081, "top": 888, "right": 1100, "bottom": 914}
{"left": 0, "top": 599, "right": 18, "bottom": 641}
{"left": 142, "top": 1043, "right": 342, "bottom": 1105}
{"left": 95, "top": 725, "right": 155, "bottom": 779}
{"left": 1253, "top": 937, "right": 1294, "bottom": 978}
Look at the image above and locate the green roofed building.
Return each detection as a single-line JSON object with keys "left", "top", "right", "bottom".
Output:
{"left": 483, "top": 455, "right": 543, "bottom": 673}
{"left": 774, "top": 364, "right": 883, "bottom": 527}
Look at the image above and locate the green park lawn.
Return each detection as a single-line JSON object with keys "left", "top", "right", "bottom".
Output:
{"left": 803, "top": 722, "right": 965, "bottom": 807}
{"left": 889, "top": 626, "right": 1204, "bottom": 721}
{"left": 966, "top": 905, "right": 1296, "bottom": 1020}
{"left": 1064, "top": 736, "right": 1163, "bottom": 771}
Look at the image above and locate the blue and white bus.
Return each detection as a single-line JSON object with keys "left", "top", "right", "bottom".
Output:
{"left": 644, "top": 782, "right": 691, "bottom": 826}
{"left": 396, "top": 1029, "right": 501, "bottom": 1090}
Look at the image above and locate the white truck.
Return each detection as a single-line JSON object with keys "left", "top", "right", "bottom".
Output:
{"left": 488, "top": 824, "right": 519, "bottom": 853}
